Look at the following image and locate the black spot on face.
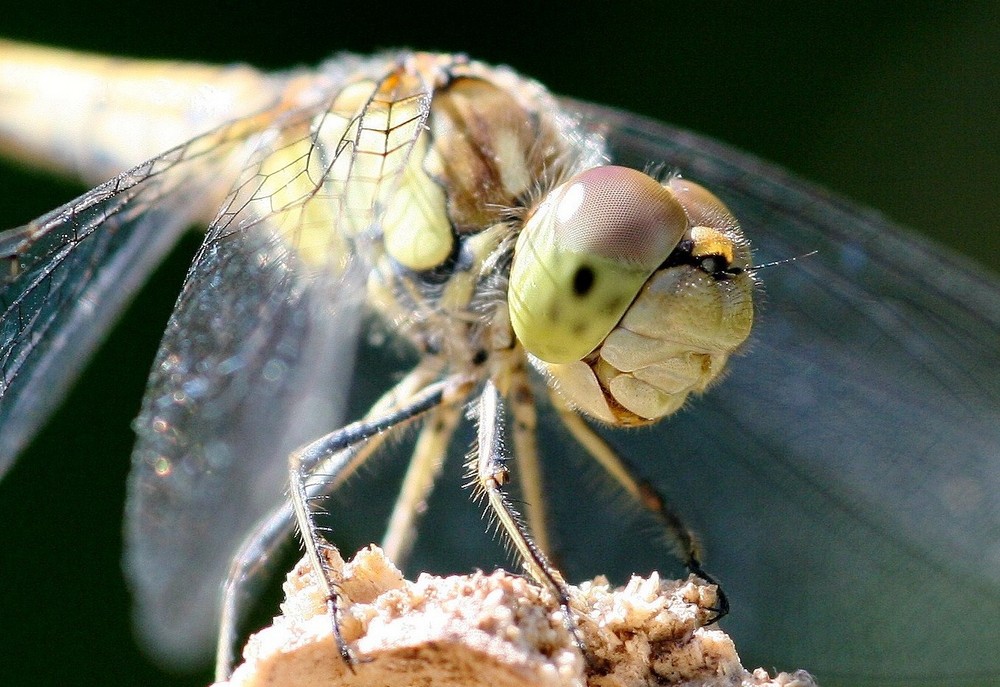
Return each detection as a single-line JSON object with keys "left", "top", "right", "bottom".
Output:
{"left": 659, "top": 239, "right": 694, "bottom": 270}
{"left": 572, "top": 264, "right": 595, "bottom": 296}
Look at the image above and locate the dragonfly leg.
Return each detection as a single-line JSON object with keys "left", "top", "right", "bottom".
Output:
{"left": 381, "top": 402, "right": 463, "bottom": 567}
{"left": 288, "top": 374, "right": 470, "bottom": 666}
{"left": 216, "top": 431, "right": 397, "bottom": 680}
{"left": 508, "top": 365, "right": 556, "bottom": 561}
{"left": 215, "top": 501, "right": 293, "bottom": 681}
{"left": 550, "top": 391, "right": 729, "bottom": 622}
{"left": 474, "top": 380, "right": 587, "bottom": 659}
{"left": 215, "top": 364, "right": 449, "bottom": 679}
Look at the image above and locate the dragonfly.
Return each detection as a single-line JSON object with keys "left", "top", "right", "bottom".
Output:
{"left": 1, "top": 41, "right": 998, "bottom": 687}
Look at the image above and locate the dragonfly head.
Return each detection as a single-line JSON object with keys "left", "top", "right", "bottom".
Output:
{"left": 508, "top": 166, "right": 754, "bottom": 426}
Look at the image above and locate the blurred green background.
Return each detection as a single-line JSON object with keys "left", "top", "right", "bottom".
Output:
{"left": 0, "top": 2, "right": 997, "bottom": 686}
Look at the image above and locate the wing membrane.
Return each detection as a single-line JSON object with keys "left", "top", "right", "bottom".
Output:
{"left": 0, "top": 113, "right": 286, "bottom": 473}
{"left": 123, "top": 63, "right": 432, "bottom": 666}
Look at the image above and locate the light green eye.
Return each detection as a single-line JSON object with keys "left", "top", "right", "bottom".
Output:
{"left": 509, "top": 166, "right": 689, "bottom": 363}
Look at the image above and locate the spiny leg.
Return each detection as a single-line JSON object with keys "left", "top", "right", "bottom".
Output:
{"left": 216, "top": 502, "right": 293, "bottom": 681}
{"left": 216, "top": 364, "right": 451, "bottom": 678}
{"left": 551, "top": 392, "right": 729, "bottom": 621}
{"left": 216, "top": 432, "right": 386, "bottom": 681}
{"left": 508, "top": 364, "right": 554, "bottom": 560}
{"left": 289, "top": 373, "right": 473, "bottom": 666}
{"left": 381, "top": 401, "right": 463, "bottom": 567}
{"left": 474, "top": 380, "right": 586, "bottom": 656}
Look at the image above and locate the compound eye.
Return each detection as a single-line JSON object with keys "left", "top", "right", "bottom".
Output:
{"left": 509, "top": 166, "right": 689, "bottom": 363}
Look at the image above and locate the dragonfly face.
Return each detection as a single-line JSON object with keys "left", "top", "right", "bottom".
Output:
{"left": 512, "top": 168, "right": 754, "bottom": 424}
{"left": 0, "top": 43, "right": 998, "bottom": 687}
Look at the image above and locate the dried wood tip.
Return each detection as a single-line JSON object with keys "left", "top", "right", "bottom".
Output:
{"left": 214, "top": 546, "right": 816, "bottom": 687}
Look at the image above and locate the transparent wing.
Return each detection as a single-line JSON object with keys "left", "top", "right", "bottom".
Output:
{"left": 548, "top": 100, "right": 1000, "bottom": 686}
{"left": 0, "top": 112, "right": 283, "bottom": 474}
{"left": 124, "top": 64, "right": 432, "bottom": 667}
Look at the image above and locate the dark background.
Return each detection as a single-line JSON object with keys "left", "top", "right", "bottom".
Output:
{"left": 0, "top": 2, "right": 997, "bottom": 686}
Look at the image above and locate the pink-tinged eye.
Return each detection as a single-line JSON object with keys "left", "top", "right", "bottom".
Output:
{"left": 666, "top": 177, "right": 740, "bottom": 232}
{"left": 550, "top": 166, "right": 688, "bottom": 270}
{"left": 508, "top": 166, "right": 689, "bottom": 364}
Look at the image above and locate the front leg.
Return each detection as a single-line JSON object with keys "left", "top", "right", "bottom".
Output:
{"left": 473, "top": 380, "right": 586, "bottom": 658}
